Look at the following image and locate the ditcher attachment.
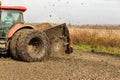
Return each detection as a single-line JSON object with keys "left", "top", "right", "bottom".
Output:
{"left": 35, "top": 23, "right": 73, "bottom": 54}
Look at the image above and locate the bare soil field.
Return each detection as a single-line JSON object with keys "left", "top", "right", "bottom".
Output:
{"left": 0, "top": 50, "right": 120, "bottom": 80}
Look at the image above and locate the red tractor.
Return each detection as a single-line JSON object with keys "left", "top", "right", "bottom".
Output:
{"left": 0, "top": 1, "right": 73, "bottom": 62}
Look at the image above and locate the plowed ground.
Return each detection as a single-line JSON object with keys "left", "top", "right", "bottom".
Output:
{"left": 0, "top": 50, "right": 120, "bottom": 80}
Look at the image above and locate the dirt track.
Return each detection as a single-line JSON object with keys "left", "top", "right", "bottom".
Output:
{"left": 0, "top": 50, "right": 120, "bottom": 80}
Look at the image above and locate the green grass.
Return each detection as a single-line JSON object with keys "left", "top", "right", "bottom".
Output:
{"left": 73, "top": 44, "right": 91, "bottom": 52}
{"left": 73, "top": 44, "right": 120, "bottom": 55}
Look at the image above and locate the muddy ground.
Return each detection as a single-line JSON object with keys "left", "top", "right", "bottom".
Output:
{"left": 0, "top": 50, "right": 120, "bottom": 80}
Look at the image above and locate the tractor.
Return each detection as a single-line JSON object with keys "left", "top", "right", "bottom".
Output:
{"left": 0, "top": 1, "right": 73, "bottom": 62}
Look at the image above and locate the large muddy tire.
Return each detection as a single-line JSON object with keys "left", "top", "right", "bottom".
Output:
{"left": 18, "top": 29, "right": 50, "bottom": 62}
{"left": 11, "top": 29, "right": 50, "bottom": 62}
{"left": 10, "top": 30, "right": 24, "bottom": 60}
{"left": 17, "top": 30, "right": 49, "bottom": 62}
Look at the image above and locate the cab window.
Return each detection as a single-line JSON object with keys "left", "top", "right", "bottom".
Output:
{"left": 1, "top": 10, "right": 23, "bottom": 28}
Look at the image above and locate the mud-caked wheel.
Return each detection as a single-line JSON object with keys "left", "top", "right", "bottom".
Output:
{"left": 10, "top": 30, "right": 23, "bottom": 60}
{"left": 10, "top": 29, "right": 50, "bottom": 62}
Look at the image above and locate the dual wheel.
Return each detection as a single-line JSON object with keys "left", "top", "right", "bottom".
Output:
{"left": 10, "top": 29, "right": 50, "bottom": 62}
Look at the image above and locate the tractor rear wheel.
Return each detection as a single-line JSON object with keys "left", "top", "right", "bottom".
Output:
{"left": 10, "top": 30, "right": 23, "bottom": 60}
{"left": 10, "top": 29, "right": 50, "bottom": 62}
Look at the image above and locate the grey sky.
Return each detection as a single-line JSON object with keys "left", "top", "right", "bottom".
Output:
{"left": 2, "top": 0, "right": 120, "bottom": 24}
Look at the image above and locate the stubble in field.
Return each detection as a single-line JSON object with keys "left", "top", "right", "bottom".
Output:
{"left": 68, "top": 25, "right": 120, "bottom": 54}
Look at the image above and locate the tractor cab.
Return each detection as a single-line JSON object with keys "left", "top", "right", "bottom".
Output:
{"left": 0, "top": 6, "right": 26, "bottom": 37}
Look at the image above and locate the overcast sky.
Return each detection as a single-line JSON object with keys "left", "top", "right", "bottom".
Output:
{"left": 2, "top": 0, "right": 120, "bottom": 24}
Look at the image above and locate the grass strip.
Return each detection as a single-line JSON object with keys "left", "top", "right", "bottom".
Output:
{"left": 73, "top": 44, "right": 120, "bottom": 55}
